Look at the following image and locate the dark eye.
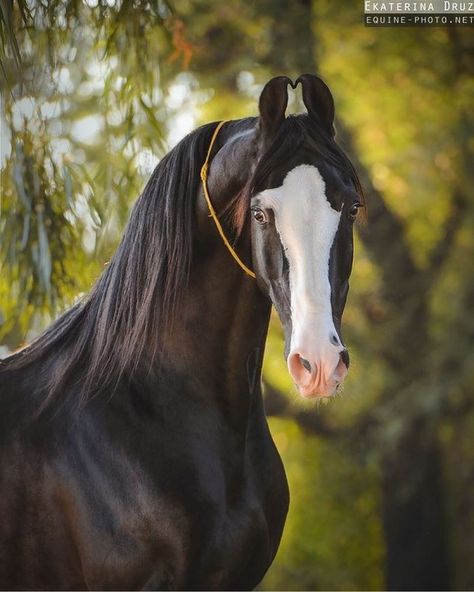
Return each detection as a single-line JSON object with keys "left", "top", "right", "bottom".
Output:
{"left": 349, "top": 202, "right": 361, "bottom": 220}
{"left": 252, "top": 207, "right": 267, "bottom": 224}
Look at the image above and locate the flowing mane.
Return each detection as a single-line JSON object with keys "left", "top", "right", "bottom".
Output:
{"left": 0, "top": 121, "right": 223, "bottom": 407}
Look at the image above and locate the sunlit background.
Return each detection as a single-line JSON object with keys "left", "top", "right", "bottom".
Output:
{"left": 1, "top": 1, "right": 473, "bottom": 589}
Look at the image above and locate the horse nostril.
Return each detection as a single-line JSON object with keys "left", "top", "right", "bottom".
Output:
{"left": 330, "top": 333, "right": 340, "bottom": 346}
{"left": 300, "top": 357, "right": 312, "bottom": 374}
{"left": 340, "top": 349, "right": 350, "bottom": 369}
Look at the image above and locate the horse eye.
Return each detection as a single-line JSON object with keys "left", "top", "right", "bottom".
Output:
{"left": 349, "top": 202, "right": 361, "bottom": 220}
{"left": 252, "top": 207, "right": 267, "bottom": 224}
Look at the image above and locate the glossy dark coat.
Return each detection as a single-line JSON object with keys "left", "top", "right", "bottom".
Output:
{"left": 0, "top": 76, "right": 362, "bottom": 590}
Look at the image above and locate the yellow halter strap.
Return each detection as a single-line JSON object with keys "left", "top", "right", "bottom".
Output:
{"left": 200, "top": 121, "right": 256, "bottom": 279}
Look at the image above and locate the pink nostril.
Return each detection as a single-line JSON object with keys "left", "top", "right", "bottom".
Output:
{"left": 288, "top": 352, "right": 314, "bottom": 388}
{"left": 333, "top": 353, "right": 349, "bottom": 383}
{"left": 300, "top": 357, "right": 312, "bottom": 374}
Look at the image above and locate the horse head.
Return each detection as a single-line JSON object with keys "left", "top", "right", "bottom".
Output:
{"left": 249, "top": 75, "right": 362, "bottom": 398}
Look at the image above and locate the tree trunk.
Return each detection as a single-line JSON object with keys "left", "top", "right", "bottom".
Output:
{"left": 381, "top": 422, "right": 451, "bottom": 590}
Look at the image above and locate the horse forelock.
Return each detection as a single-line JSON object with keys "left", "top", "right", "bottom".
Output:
{"left": 229, "top": 115, "right": 365, "bottom": 237}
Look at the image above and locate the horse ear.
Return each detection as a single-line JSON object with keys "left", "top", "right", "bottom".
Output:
{"left": 258, "top": 76, "right": 293, "bottom": 143}
{"left": 296, "top": 74, "right": 335, "bottom": 137}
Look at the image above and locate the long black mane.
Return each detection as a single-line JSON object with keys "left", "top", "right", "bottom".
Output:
{"left": 1, "top": 114, "right": 362, "bottom": 410}
{"left": 0, "top": 121, "right": 222, "bottom": 407}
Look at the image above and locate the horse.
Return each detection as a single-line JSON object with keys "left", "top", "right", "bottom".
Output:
{"left": 0, "top": 75, "right": 363, "bottom": 590}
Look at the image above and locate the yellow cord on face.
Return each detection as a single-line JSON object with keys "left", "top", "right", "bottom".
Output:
{"left": 200, "top": 121, "right": 256, "bottom": 279}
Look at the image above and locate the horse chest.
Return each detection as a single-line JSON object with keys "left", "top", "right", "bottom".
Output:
{"left": 89, "top": 421, "right": 288, "bottom": 590}
{"left": 143, "top": 429, "right": 289, "bottom": 590}
{"left": 189, "top": 463, "right": 288, "bottom": 589}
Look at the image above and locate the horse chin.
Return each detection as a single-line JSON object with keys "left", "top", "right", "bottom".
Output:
{"left": 296, "top": 381, "right": 340, "bottom": 399}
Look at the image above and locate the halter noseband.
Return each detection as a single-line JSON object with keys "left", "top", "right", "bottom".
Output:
{"left": 200, "top": 121, "right": 256, "bottom": 279}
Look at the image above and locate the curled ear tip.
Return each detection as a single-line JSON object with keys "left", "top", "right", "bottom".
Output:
{"left": 263, "top": 75, "right": 294, "bottom": 89}
{"left": 259, "top": 76, "right": 292, "bottom": 111}
{"left": 296, "top": 73, "right": 330, "bottom": 87}
{"left": 295, "top": 74, "right": 307, "bottom": 84}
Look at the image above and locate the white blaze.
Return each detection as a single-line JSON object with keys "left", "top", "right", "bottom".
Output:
{"left": 257, "top": 164, "right": 345, "bottom": 396}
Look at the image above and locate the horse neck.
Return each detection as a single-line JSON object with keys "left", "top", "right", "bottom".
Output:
{"left": 159, "top": 246, "right": 271, "bottom": 419}
{"left": 154, "top": 122, "right": 271, "bottom": 421}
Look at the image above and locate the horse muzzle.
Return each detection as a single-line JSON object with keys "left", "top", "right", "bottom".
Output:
{"left": 287, "top": 346, "right": 349, "bottom": 399}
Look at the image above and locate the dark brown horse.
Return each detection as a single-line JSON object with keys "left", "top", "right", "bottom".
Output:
{"left": 0, "top": 75, "right": 363, "bottom": 590}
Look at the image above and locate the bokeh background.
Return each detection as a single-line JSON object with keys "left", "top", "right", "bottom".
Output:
{"left": 1, "top": 1, "right": 473, "bottom": 589}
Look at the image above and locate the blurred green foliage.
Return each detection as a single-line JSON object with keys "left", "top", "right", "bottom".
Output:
{"left": 1, "top": 0, "right": 473, "bottom": 589}
{"left": 263, "top": 418, "right": 383, "bottom": 590}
